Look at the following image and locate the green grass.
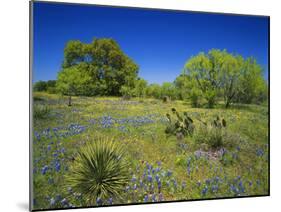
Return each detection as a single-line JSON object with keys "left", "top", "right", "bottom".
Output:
{"left": 32, "top": 92, "right": 269, "bottom": 210}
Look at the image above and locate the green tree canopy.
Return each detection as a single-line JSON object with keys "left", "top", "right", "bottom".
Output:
{"left": 57, "top": 65, "right": 92, "bottom": 106}
{"left": 184, "top": 51, "right": 218, "bottom": 108}
{"left": 184, "top": 49, "right": 267, "bottom": 108}
{"left": 58, "top": 38, "right": 139, "bottom": 97}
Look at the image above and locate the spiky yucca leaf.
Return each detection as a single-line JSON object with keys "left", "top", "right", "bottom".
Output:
{"left": 65, "top": 138, "right": 129, "bottom": 205}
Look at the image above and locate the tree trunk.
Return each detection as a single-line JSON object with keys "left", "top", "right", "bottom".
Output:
{"left": 68, "top": 95, "right": 72, "bottom": 106}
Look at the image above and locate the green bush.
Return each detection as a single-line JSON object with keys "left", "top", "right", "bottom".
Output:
{"left": 65, "top": 138, "right": 129, "bottom": 204}
{"left": 195, "top": 116, "right": 227, "bottom": 149}
{"left": 33, "top": 104, "right": 50, "bottom": 119}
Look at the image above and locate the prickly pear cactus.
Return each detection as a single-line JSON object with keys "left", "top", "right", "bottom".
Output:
{"left": 165, "top": 108, "right": 194, "bottom": 137}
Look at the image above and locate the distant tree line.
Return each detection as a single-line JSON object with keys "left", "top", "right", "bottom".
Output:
{"left": 33, "top": 80, "right": 57, "bottom": 93}
{"left": 33, "top": 38, "right": 268, "bottom": 107}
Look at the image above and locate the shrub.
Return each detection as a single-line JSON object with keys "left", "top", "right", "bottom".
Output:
{"left": 33, "top": 104, "right": 50, "bottom": 119}
{"left": 65, "top": 138, "right": 129, "bottom": 205}
{"left": 120, "top": 86, "right": 133, "bottom": 100}
{"left": 195, "top": 116, "right": 227, "bottom": 149}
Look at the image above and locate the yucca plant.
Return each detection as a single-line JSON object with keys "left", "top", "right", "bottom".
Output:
{"left": 65, "top": 138, "right": 129, "bottom": 205}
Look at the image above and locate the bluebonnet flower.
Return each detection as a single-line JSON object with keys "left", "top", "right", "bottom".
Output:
{"left": 133, "top": 184, "right": 137, "bottom": 190}
{"left": 89, "top": 118, "right": 96, "bottom": 125}
{"left": 238, "top": 180, "right": 245, "bottom": 193}
{"left": 256, "top": 148, "right": 264, "bottom": 157}
{"left": 158, "top": 193, "right": 164, "bottom": 201}
{"left": 152, "top": 194, "right": 157, "bottom": 202}
{"left": 61, "top": 198, "right": 68, "bottom": 206}
{"left": 248, "top": 181, "right": 253, "bottom": 186}
{"left": 55, "top": 161, "right": 61, "bottom": 172}
{"left": 172, "top": 179, "right": 177, "bottom": 188}
{"left": 147, "top": 175, "right": 153, "bottom": 183}
{"left": 146, "top": 163, "right": 153, "bottom": 171}
{"left": 187, "top": 166, "right": 191, "bottom": 176}
{"left": 144, "top": 195, "right": 149, "bottom": 202}
{"left": 34, "top": 131, "right": 41, "bottom": 141}
{"left": 50, "top": 198, "right": 56, "bottom": 206}
{"left": 100, "top": 116, "right": 114, "bottom": 128}
{"left": 139, "top": 179, "right": 144, "bottom": 187}
{"left": 214, "top": 176, "right": 220, "bottom": 183}
{"left": 205, "top": 179, "right": 211, "bottom": 185}
{"left": 131, "top": 175, "right": 137, "bottom": 182}
{"left": 47, "top": 145, "right": 51, "bottom": 151}
{"left": 41, "top": 165, "right": 48, "bottom": 175}
{"left": 55, "top": 195, "right": 62, "bottom": 201}
{"left": 166, "top": 170, "right": 173, "bottom": 177}
{"left": 108, "top": 198, "right": 113, "bottom": 205}
{"left": 201, "top": 186, "right": 208, "bottom": 196}
{"left": 96, "top": 197, "right": 102, "bottom": 205}
{"left": 157, "top": 161, "right": 161, "bottom": 166}
{"left": 155, "top": 174, "right": 160, "bottom": 182}
{"left": 157, "top": 180, "right": 162, "bottom": 191}
{"left": 230, "top": 184, "right": 239, "bottom": 194}
{"left": 212, "top": 185, "right": 219, "bottom": 193}
{"left": 60, "top": 148, "right": 65, "bottom": 153}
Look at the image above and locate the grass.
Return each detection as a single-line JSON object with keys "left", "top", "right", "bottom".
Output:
{"left": 32, "top": 92, "right": 269, "bottom": 210}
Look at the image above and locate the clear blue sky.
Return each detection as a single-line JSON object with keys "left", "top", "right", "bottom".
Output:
{"left": 33, "top": 2, "right": 269, "bottom": 84}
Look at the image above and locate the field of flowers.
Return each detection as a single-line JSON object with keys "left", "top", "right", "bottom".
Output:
{"left": 32, "top": 92, "right": 269, "bottom": 210}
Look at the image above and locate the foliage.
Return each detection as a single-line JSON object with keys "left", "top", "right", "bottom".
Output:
{"left": 161, "top": 82, "right": 178, "bottom": 100}
{"left": 33, "top": 80, "right": 57, "bottom": 93}
{"left": 59, "top": 38, "right": 139, "bottom": 97}
{"left": 146, "top": 84, "right": 162, "bottom": 99}
{"left": 57, "top": 65, "right": 92, "bottom": 106}
{"left": 33, "top": 104, "right": 50, "bottom": 119}
{"left": 183, "top": 49, "right": 267, "bottom": 108}
{"left": 65, "top": 138, "right": 129, "bottom": 204}
{"left": 133, "top": 78, "right": 148, "bottom": 98}
{"left": 184, "top": 52, "right": 218, "bottom": 108}
{"left": 235, "top": 57, "right": 268, "bottom": 104}
{"left": 195, "top": 116, "right": 227, "bottom": 149}
{"left": 165, "top": 108, "right": 194, "bottom": 138}
{"left": 120, "top": 85, "right": 134, "bottom": 100}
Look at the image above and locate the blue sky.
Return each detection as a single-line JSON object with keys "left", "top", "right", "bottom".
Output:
{"left": 33, "top": 2, "right": 269, "bottom": 84}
